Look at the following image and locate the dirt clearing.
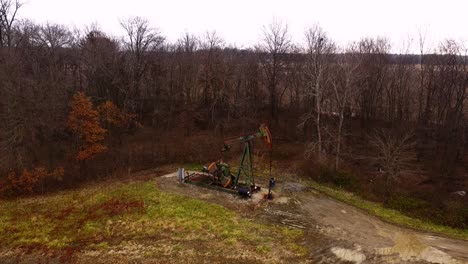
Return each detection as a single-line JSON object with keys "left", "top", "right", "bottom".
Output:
{"left": 157, "top": 170, "right": 468, "bottom": 264}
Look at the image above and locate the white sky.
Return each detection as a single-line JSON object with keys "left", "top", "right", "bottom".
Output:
{"left": 20, "top": 0, "right": 468, "bottom": 53}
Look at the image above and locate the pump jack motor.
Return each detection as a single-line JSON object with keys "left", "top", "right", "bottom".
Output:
{"left": 181, "top": 124, "right": 272, "bottom": 197}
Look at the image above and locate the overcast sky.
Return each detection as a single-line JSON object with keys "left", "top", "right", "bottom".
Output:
{"left": 20, "top": 0, "right": 468, "bottom": 53}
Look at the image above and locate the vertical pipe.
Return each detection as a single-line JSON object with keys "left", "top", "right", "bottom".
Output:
{"left": 178, "top": 168, "right": 185, "bottom": 183}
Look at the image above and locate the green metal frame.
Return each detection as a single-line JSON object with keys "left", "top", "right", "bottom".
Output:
{"left": 233, "top": 141, "right": 254, "bottom": 188}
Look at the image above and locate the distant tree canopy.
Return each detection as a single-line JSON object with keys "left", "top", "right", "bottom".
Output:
{"left": 0, "top": 6, "right": 465, "bottom": 201}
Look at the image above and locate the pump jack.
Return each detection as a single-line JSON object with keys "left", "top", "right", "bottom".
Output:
{"left": 181, "top": 124, "right": 272, "bottom": 197}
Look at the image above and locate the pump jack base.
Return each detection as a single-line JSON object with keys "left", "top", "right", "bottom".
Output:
{"left": 182, "top": 171, "right": 261, "bottom": 198}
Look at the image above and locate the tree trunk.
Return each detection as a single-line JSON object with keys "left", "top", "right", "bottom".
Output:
{"left": 335, "top": 112, "right": 344, "bottom": 170}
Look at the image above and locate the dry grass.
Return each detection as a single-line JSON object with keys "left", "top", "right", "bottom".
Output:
{"left": 0, "top": 179, "right": 305, "bottom": 261}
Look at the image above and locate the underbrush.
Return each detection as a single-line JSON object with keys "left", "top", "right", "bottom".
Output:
{"left": 300, "top": 159, "right": 361, "bottom": 192}
{"left": 300, "top": 158, "right": 468, "bottom": 235}
{"left": 0, "top": 180, "right": 304, "bottom": 256}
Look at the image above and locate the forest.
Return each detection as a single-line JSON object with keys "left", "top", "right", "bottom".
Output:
{"left": 0, "top": 0, "right": 466, "bottom": 230}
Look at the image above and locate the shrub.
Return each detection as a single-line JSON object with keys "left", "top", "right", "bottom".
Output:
{"left": 1, "top": 167, "right": 64, "bottom": 196}
{"left": 443, "top": 199, "right": 468, "bottom": 229}
{"left": 98, "top": 100, "right": 135, "bottom": 129}
{"left": 386, "top": 194, "right": 429, "bottom": 212}
{"left": 331, "top": 170, "right": 360, "bottom": 191}
{"left": 385, "top": 194, "right": 452, "bottom": 226}
{"left": 300, "top": 158, "right": 360, "bottom": 192}
{"left": 0, "top": 178, "right": 13, "bottom": 197}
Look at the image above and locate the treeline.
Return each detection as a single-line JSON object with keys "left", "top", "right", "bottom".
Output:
{"left": 0, "top": 1, "right": 466, "bottom": 200}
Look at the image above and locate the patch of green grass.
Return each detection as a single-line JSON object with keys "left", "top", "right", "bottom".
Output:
{"left": 0, "top": 180, "right": 304, "bottom": 253}
{"left": 256, "top": 244, "right": 271, "bottom": 253}
{"left": 309, "top": 181, "right": 468, "bottom": 240}
{"left": 91, "top": 242, "right": 109, "bottom": 250}
{"left": 182, "top": 163, "right": 204, "bottom": 171}
{"left": 286, "top": 242, "right": 309, "bottom": 256}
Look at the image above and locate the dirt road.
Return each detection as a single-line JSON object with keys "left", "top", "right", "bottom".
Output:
{"left": 157, "top": 171, "right": 468, "bottom": 264}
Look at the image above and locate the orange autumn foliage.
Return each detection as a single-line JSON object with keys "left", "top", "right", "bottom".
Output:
{"left": 6, "top": 167, "right": 64, "bottom": 194}
{"left": 68, "top": 92, "right": 107, "bottom": 161}
{"left": 98, "top": 100, "right": 135, "bottom": 128}
{"left": 0, "top": 179, "right": 12, "bottom": 196}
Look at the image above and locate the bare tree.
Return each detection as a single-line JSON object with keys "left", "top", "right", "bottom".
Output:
{"left": 176, "top": 32, "right": 199, "bottom": 105}
{"left": 386, "top": 38, "right": 413, "bottom": 123}
{"left": 36, "top": 23, "right": 73, "bottom": 50}
{"left": 0, "top": 0, "right": 21, "bottom": 47}
{"left": 199, "top": 30, "right": 224, "bottom": 104}
{"left": 356, "top": 37, "right": 390, "bottom": 123}
{"left": 432, "top": 40, "right": 467, "bottom": 177}
{"left": 10, "top": 19, "right": 40, "bottom": 48}
{"left": 237, "top": 49, "right": 263, "bottom": 119}
{"left": 283, "top": 46, "right": 304, "bottom": 112}
{"left": 257, "top": 19, "right": 291, "bottom": 121}
{"left": 369, "top": 129, "right": 416, "bottom": 196}
{"left": 120, "top": 16, "right": 164, "bottom": 110}
{"left": 301, "top": 25, "right": 334, "bottom": 160}
{"left": 0, "top": 21, "right": 71, "bottom": 173}
{"left": 80, "top": 26, "right": 122, "bottom": 103}
{"left": 120, "top": 17, "right": 163, "bottom": 58}
{"left": 331, "top": 44, "right": 362, "bottom": 169}
{"left": 417, "top": 26, "right": 428, "bottom": 121}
